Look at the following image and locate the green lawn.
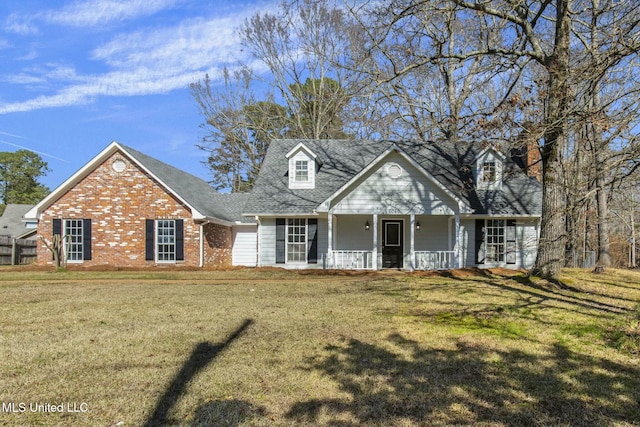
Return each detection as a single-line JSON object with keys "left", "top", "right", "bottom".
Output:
{"left": 0, "top": 267, "right": 639, "bottom": 426}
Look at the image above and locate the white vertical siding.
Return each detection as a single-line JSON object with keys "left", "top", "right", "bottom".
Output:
{"left": 517, "top": 219, "right": 539, "bottom": 268}
{"left": 260, "top": 217, "right": 276, "bottom": 265}
{"left": 232, "top": 224, "right": 257, "bottom": 266}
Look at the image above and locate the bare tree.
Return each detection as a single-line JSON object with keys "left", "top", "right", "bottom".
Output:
{"left": 240, "top": 0, "right": 367, "bottom": 139}
{"left": 346, "top": 1, "right": 526, "bottom": 144}
{"left": 552, "top": 0, "right": 640, "bottom": 269}
{"left": 191, "top": 68, "right": 288, "bottom": 192}
{"left": 352, "top": 0, "right": 640, "bottom": 279}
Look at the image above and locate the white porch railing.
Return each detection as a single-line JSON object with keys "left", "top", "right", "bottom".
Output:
{"left": 330, "top": 250, "right": 373, "bottom": 270}
{"left": 415, "top": 251, "right": 456, "bottom": 270}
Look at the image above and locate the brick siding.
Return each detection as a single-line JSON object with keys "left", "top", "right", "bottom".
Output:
{"left": 37, "top": 151, "right": 231, "bottom": 268}
{"left": 202, "top": 222, "right": 233, "bottom": 268}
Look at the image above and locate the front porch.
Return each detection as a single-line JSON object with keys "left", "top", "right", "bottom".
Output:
{"left": 324, "top": 213, "right": 461, "bottom": 271}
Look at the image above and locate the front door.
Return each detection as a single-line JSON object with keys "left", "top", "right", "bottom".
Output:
{"left": 382, "top": 220, "right": 403, "bottom": 269}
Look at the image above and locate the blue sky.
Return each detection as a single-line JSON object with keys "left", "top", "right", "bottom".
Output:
{"left": 0, "top": 0, "right": 276, "bottom": 191}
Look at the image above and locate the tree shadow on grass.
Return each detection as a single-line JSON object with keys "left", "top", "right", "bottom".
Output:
{"left": 287, "top": 333, "right": 640, "bottom": 426}
{"left": 143, "top": 319, "right": 254, "bottom": 427}
{"left": 190, "top": 398, "right": 265, "bottom": 427}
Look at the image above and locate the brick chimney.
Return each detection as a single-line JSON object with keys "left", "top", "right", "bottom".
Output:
{"left": 526, "top": 144, "right": 542, "bottom": 182}
{"left": 510, "top": 143, "right": 542, "bottom": 182}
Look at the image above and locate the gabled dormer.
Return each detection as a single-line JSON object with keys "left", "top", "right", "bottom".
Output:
{"left": 474, "top": 147, "right": 506, "bottom": 190}
{"left": 286, "top": 143, "right": 321, "bottom": 189}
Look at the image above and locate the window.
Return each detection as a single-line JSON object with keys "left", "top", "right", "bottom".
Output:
{"left": 485, "top": 219, "right": 505, "bottom": 263}
{"left": 483, "top": 161, "right": 496, "bottom": 183}
{"left": 156, "top": 220, "right": 176, "bottom": 262}
{"left": 145, "top": 219, "right": 183, "bottom": 262}
{"left": 65, "top": 219, "right": 84, "bottom": 262}
{"left": 287, "top": 218, "right": 306, "bottom": 262}
{"left": 287, "top": 145, "right": 317, "bottom": 189}
{"left": 295, "top": 160, "right": 309, "bottom": 182}
{"left": 475, "top": 219, "right": 516, "bottom": 265}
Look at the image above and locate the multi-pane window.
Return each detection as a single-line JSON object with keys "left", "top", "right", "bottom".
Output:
{"left": 156, "top": 220, "right": 176, "bottom": 262}
{"left": 483, "top": 161, "right": 496, "bottom": 183}
{"left": 64, "top": 219, "right": 83, "bottom": 261}
{"left": 486, "top": 219, "right": 505, "bottom": 263}
{"left": 295, "top": 160, "right": 309, "bottom": 182}
{"left": 287, "top": 218, "right": 306, "bottom": 262}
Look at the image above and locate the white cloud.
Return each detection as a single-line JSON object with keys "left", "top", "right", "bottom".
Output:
{"left": 46, "top": 0, "right": 181, "bottom": 27}
{"left": 4, "top": 13, "right": 38, "bottom": 35}
{"left": 0, "top": 2, "right": 278, "bottom": 115}
{"left": 92, "top": 16, "right": 245, "bottom": 71}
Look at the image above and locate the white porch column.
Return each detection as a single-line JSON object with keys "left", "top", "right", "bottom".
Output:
{"left": 372, "top": 213, "right": 378, "bottom": 270}
{"left": 410, "top": 213, "right": 415, "bottom": 271}
{"left": 455, "top": 212, "right": 461, "bottom": 268}
{"left": 327, "top": 212, "right": 333, "bottom": 268}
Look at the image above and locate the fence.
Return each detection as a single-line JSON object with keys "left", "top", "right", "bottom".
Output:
{"left": 564, "top": 250, "right": 596, "bottom": 269}
{"left": 0, "top": 236, "right": 37, "bottom": 265}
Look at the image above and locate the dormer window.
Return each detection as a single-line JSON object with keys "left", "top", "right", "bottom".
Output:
{"left": 475, "top": 147, "right": 505, "bottom": 189}
{"left": 295, "top": 160, "right": 309, "bottom": 182}
{"left": 482, "top": 161, "right": 496, "bottom": 183}
{"left": 286, "top": 142, "right": 320, "bottom": 189}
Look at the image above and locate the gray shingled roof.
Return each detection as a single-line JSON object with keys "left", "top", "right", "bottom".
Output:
{"left": 0, "top": 204, "right": 35, "bottom": 238}
{"left": 244, "top": 139, "right": 542, "bottom": 216}
{"left": 119, "top": 144, "right": 251, "bottom": 223}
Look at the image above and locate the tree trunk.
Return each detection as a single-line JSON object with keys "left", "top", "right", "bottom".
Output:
{"left": 594, "top": 153, "right": 611, "bottom": 267}
{"left": 532, "top": 0, "right": 571, "bottom": 279}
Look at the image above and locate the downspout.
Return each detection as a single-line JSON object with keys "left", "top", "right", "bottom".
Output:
{"left": 256, "top": 216, "right": 262, "bottom": 267}
{"left": 199, "top": 221, "right": 208, "bottom": 268}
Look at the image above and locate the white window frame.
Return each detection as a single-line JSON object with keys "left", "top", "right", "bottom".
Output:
{"left": 156, "top": 219, "right": 176, "bottom": 262}
{"left": 475, "top": 149, "right": 504, "bottom": 189}
{"left": 295, "top": 160, "right": 310, "bottom": 182}
{"left": 64, "top": 219, "right": 84, "bottom": 263}
{"left": 288, "top": 151, "right": 315, "bottom": 189}
{"left": 286, "top": 218, "right": 307, "bottom": 263}
{"left": 482, "top": 161, "right": 497, "bottom": 184}
{"left": 485, "top": 219, "right": 505, "bottom": 263}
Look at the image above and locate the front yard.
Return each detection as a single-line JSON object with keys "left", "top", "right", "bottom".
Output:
{"left": 0, "top": 268, "right": 639, "bottom": 426}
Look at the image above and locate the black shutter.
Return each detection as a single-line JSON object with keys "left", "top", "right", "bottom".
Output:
{"left": 276, "top": 218, "right": 286, "bottom": 264}
{"left": 307, "top": 218, "right": 318, "bottom": 264}
{"left": 53, "top": 218, "right": 62, "bottom": 236}
{"left": 82, "top": 219, "right": 92, "bottom": 261}
{"left": 475, "top": 219, "right": 485, "bottom": 264}
{"left": 175, "top": 219, "right": 184, "bottom": 261}
{"left": 52, "top": 219, "right": 62, "bottom": 261}
{"left": 145, "top": 219, "right": 155, "bottom": 261}
{"left": 506, "top": 219, "right": 516, "bottom": 264}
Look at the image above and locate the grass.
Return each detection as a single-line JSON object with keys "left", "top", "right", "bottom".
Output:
{"left": 0, "top": 267, "right": 639, "bottom": 426}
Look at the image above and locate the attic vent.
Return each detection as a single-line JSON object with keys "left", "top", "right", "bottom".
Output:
{"left": 387, "top": 163, "right": 403, "bottom": 178}
{"left": 112, "top": 159, "right": 126, "bottom": 172}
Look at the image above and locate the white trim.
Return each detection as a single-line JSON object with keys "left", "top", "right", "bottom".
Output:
{"left": 473, "top": 146, "right": 507, "bottom": 162}
{"left": 410, "top": 214, "right": 415, "bottom": 271}
{"left": 372, "top": 213, "right": 378, "bottom": 270}
{"left": 199, "top": 222, "right": 204, "bottom": 268}
{"left": 381, "top": 218, "right": 405, "bottom": 269}
{"left": 285, "top": 142, "right": 320, "bottom": 162}
{"left": 244, "top": 213, "right": 320, "bottom": 218}
{"left": 285, "top": 218, "right": 307, "bottom": 263}
{"left": 384, "top": 221, "right": 402, "bottom": 247}
{"left": 317, "top": 145, "right": 472, "bottom": 214}
{"left": 155, "top": 219, "right": 177, "bottom": 263}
